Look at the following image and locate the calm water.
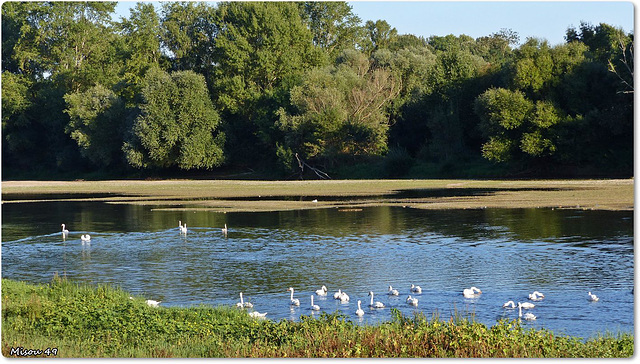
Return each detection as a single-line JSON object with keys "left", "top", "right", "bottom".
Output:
{"left": 1, "top": 200, "right": 634, "bottom": 339}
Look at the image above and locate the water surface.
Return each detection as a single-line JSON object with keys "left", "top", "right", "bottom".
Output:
{"left": 2, "top": 200, "right": 633, "bottom": 339}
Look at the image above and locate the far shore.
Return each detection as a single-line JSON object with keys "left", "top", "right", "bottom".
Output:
{"left": 1, "top": 179, "right": 633, "bottom": 212}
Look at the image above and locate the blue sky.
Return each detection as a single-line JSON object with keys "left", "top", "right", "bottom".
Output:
{"left": 113, "top": 1, "right": 634, "bottom": 46}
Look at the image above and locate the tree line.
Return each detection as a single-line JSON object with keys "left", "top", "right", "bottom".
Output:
{"left": 2, "top": 1, "right": 633, "bottom": 179}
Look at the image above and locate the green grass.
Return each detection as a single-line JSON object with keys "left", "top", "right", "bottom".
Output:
{"left": 1, "top": 277, "right": 633, "bottom": 358}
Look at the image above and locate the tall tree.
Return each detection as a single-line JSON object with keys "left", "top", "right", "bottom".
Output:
{"left": 298, "top": 1, "right": 363, "bottom": 59}
{"left": 123, "top": 68, "right": 224, "bottom": 170}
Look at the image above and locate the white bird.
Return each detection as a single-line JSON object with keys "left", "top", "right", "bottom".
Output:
{"left": 529, "top": 291, "right": 544, "bottom": 301}
{"left": 368, "top": 291, "right": 385, "bottom": 308}
{"left": 81, "top": 234, "right": 91, "bottom": 244}
{"left": 315, "top": 285, "right": 328, "bottom": 296}
{"left": 311, "top": 199, "right": 318, "bottom": 203}
{"left": 222, "top": 224, "right": 228, "bottom": 235}
{"left": 518, "top": 302, "right": 536, "bottom": 321}
{"left": 248, "top": 311, "right": 267, "bottom": 319}
{"left": 288, "top": 287, "right": 300, "bottom": 306}
{"left": 519, "top": 302, "right": 535, "bottom": 309}
{"left": 406, "top": 295, "right": 418, "bottom": 306}
{"left": 61, "top": 224, "right": 69, "bottom": 234}
{"left": 146, "top": 299, "right": 161, "bottom": 307}
{"left": 410, "top": 284, "right": 422, "bottom": 294}
{"left": 236, "top": 292, "right": 253, "bottom": 308}
{"left": 463, "top": 286, "right": 482, "bottom": 298}
{"left": 355, "top": 300, "right": 364, "bottom": 316}
{"left": 388, "top": 285, "right": 399, "bottom": 296}
{"left": 339, "top": 291, "right": 350, "bottom": 302}
{"left": 333, "top": 289, "right": 343, "bottom": 300}
{"left": 588, "top": 291, "right": 599, "bottom": 302}
{"left": 310, "top": 295, "right": 320, "bottom": 311}
{"left": 502, "top": 300, "right": 516, "bottom": 309}
{"left": 180, "top": 223, "right": 187, "bottom": 235}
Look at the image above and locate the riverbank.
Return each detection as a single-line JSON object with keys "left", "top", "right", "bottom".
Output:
{"left": 1, "top": 179, "right": 633, "bottom": 212}
{"left": 1, "top": 277, "right": 632, "bottom": 358}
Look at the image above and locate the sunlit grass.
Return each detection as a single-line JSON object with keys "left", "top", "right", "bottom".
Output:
{"left": 1, "top": 179, "right": 633, "bottom": 212}
{"left": 1, "top": 278, "right": 633, "bottom": 358}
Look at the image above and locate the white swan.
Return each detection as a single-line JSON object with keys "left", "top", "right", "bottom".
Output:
{"left": 339, "top": 291, "right": 350, "bottom": 302}
{"left": 310, "top": 295, "right": 320, "bottom": 311}
{"left": 315, "top": 285, "right": 328, "bottom": 296}
{"left": 529, "top": 291, "right": 544, "bottom": 301}
{"left": 222, "top": 224, "right": 228, "bottom": 235}
{"left": 61, "top": 224, "right": 69, "bottom": 234}
{"left": 368, "top": 291, "right": 385, "bottom": 308}
{"left": 410, "top": 284, "right": 422, "bottom": 294}
{"left": 333, "top": 289, "right": 343, "bottom": 300}
{"left": 518, "top": 302, "right": 536, "bottom": 320}
{"left": 388, "top": 285, "right": 399, "bottom": 296}
{"left": 406, "top": 295, "right": 418, "bottom": 306}
{"left": 180, "top": 223, "right": 187, "bottom": 235}
{"left": 463, "top": 286, "right": 482, "bottom": 298}
{"left": 248, "top": 311, "right": 267, "bottom": 319}
{"left": 355, "top": 300, "right": 364, "bottom": 316}
{"left": 519, "top": 302, "right": 535, "bottom": 309}
{"left": 146, "top": 299, "right": 161, "bottom": 307}
{"left": 81, "top": 234, "right": 91, "bottom": 244}
{"left": 502, "top": 300, "right": 516, "bottom": 309}
{"left": 588, "top": 291, "right": 599, "bottom": 302}
{"left": 288, "top": 287, "right": 300, "bottom": 306}
{"left": 236, "top": 292, "right": 253, "bottom": 308}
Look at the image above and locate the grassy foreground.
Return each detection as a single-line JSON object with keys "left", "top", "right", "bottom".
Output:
{"left": 1, "top": 178, "right": 633, "bottom": 212}
{"left": 1, "top": 278, "right": 633, "bottom": 358}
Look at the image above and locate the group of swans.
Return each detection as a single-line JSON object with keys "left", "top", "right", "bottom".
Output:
{"left": 236, "top": 292, "right": 267, "bottom": 318}
{"left": 179, "top": 221, "right": 228, "bottom": 236}
{"left": 61, "top": 223, "right": 91, "bottom": 243}
{"left": 333, "top": 289, "right": 350, "bottom": 302}
{"left": 502, "top": 291, "right": 541, "bottom": 320}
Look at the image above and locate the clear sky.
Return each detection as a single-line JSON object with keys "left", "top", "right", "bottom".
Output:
{"left": 113, "top": 1, "right": 634, "bottom": 46}
{"left": 347, "top": 1, "right": 634, "bottom": 45}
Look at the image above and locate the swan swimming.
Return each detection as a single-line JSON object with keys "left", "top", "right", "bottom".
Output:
{"left": 288, "top": 287, "right": 300, "bottom": 306}
{"left": 410, "top": 284, "right": 422, "bottom": 294}
{"left": 518, "top": 302, "right": 536, "bottom": 320}
{"left": 333, "top": 289, "right": 343, "bottom": 300}
{"left": 463, "top": 286, "right": 482, "bottom": 298}
{"left": 310, "top": 295, "right": 320, "bottom": 311}
{"left": 355, "top": 300, "right": 364, "bottom": 316}
{"left": 502, "top": 300, "right": 516, "bottom": 309}
{"left": 222, "top": 224, "right": 228, "bottom": 235}
{"left": 236, "top": 292, "right": 253, "bottom": 308}
{"left": 315, "top": 285, "right": 328, "bottom": 296}
{"left": 81, "top": 234, "right": 91, "bottom": 243}
{"left": 529, "top": 291, "right": 544, "bottom": 301}
{"left": 339, "top": 291, "right": 350, "bottom": 302}
{"left": 61, "top": 224, "right": 69, "bottom": 234}
{"left": 406, "top": 295, "right": 419, "bottom": 306}
{"left": 588, "top": 291, "right": 599, "bottom": 301}
{"left": 519, "top": 302, "right": 535, "bottom": 309}
{"left": 146, "top": 299, "right": 161, "bottom": 307}
{"left": 368, "top": 291, "right": 385, "bottom": 308}
{"left": 388, "top": 285, "right": 399, "bottom": 296}
{"left": 180, "top": 223, "right": 187, "bottom": 235}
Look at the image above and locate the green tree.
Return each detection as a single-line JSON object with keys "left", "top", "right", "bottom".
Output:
{"left": 123, "top": 68, "right": 224, "bottom": 170}
{"left": 298, "top": 1, "right": 362, "bottom": 59}
{"left": 116, "top": 2, "right": 163, "bottom": 104}
{"left": 64, "top": 84, "right": 127, "bottom": 167}
{"left": 277, "top": 51, "right": 400, "bottom": 169}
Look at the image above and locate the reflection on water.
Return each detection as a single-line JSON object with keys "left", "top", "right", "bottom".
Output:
{"left": 1, "top": 201, "right": 634, "bottom": 339}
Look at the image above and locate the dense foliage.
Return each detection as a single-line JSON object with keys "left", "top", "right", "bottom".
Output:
{"left": 1, "top": 2, "right": 633, "bottom": 178}
{"left": 2, "top": 278, "right": 633, "bottom": 358}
